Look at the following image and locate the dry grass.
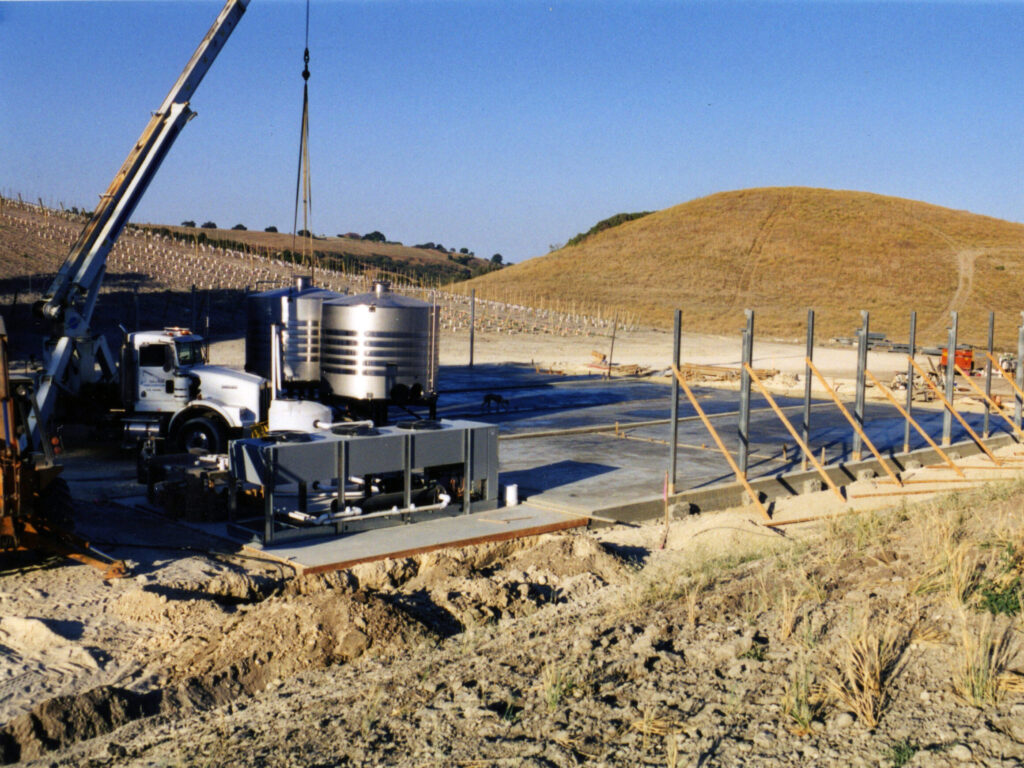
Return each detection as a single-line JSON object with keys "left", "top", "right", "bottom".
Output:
{"left": 825, "top": 614, "right": 908, "bottom": 728}
{"left": 952, "top": 612, "right": 1022, "bottom": 706}
{"left": 459, "top": 187, "right": 1024, "bottom": 346}
{"left": 915, "top": 541, "right": 984, "bottom": 606}
{"left": 539, "top": 663, "right": 577, "bottom": 712}
{"left": 781, "top": 657, "right": 824, "bottom": 735}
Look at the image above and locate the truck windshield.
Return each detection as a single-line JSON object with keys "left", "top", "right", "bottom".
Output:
{"left": 175, "top": 340, "right": 205, "bottom": 366}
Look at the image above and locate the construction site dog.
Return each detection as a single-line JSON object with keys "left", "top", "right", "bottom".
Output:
{"left": 481, "top": 393, "right": 511, "bottom": 413}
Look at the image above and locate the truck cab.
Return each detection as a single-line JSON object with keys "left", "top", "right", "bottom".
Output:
{"left": 120, "top": 328, "right": 269, "bottom": 453}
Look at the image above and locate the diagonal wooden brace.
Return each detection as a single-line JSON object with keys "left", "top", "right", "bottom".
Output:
{"left": 806, "top": 358, "right": 902, "bottom": 486}
{"left": 953, "top": 363, "right": 1024, "bottom": 440}
{"left": 907, "top": 356, "right": 1001, "bottom": 466}
{"left": 671, "top": 365, "right": 772, "bottom": 521}
{"left": 743, "top": 364, "right": 845, "bottom": 502}
{"left": 864, "top": 370, "right": 966, "bottom": 478}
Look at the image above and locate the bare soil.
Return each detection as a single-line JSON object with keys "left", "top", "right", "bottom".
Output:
{"left": 1, "top": 328, "right": 1022, "bottom": 766}
{"left": 2, "top": 197, "right": 1023, "bottom": 766}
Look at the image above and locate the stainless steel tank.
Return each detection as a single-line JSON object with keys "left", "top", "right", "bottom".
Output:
{"left": 321, "top": 281, "right": 439, "bottom": 402}
{"left": 245, "top": 276, "right": 343, "bottom": 384}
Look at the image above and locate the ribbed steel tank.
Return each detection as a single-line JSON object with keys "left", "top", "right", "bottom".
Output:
{"left": 321, "top": 281, "right": 439, "bottom": 402}
{"left": 245, "top": 277, "right": 343, "bottom": 384}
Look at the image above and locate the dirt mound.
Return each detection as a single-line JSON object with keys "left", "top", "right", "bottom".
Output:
{"left": 161, "top": 587, "right": 431, "bottom": 688}
{"left": 462, "top": 186, "right": 1024, "bottom": 346}
{"left": 0, "top": 617, "right": 98, "bottom": 676}
{"left": 0, "top": 685, "right": 160, "bottom": 763}
{"left": 0, "top": 574, "right": 430, "bottom": 764}
{"left": 506, "top": 533, "right": 627, "bottom": 582}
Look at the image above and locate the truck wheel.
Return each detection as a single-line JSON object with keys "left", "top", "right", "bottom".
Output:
{"left": 177, "top": 417, "right": 225, "bottom": 454}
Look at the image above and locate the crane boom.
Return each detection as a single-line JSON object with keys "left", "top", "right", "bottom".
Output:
{"left": 37, "top": 0, "right": 249, "bottom": 332}
{"left": 29, "top": 0, "right": 249, "bottom": 450}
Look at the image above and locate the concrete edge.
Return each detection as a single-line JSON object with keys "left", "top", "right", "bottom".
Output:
{"left": 590, "top": 434, "right": 1021, "bottom": 525}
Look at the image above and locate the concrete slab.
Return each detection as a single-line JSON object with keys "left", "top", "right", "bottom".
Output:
{"left": 436, "top": 363, "right": 1016, "bottom": 516}
{"left": 107, "top": 363, "right": 1019, "bottom": 571}
{"left": 244, "top": 503, "right": 587, "bottom": 574}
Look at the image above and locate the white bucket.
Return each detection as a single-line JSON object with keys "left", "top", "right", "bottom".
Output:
{"left": 505, "top": 484, "right": 519, "bottom": 507}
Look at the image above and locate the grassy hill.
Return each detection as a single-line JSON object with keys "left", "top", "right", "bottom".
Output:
{"left": 461, "top": 187, "right": 1024, "bottom": 348}
{"left": 146, "top": 224, "right": 493, "bottom": 285}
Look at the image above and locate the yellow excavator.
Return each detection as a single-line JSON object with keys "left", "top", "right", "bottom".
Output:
{"left": 0, "top": 316, "right": 125, "bottom": 578}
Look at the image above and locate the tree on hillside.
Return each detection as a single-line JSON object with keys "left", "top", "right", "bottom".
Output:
{"left": 265, "top": 226, "right": 278, "bottom": 233}
{"left": 181, "top": 220, "right": 196, "bottom": 228}
{"left": 231, "top": 223, "right": 247, "bottom": 230}
{"left": 490, "top": 253, "right": 503, "bottom": 265}
{"left": 362, "top": 231, "right": 386, "bottom": 243}
{"left": 201, "top": 221, "right": 217, "bottom": 229}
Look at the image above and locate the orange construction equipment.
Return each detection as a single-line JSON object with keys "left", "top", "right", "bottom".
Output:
{"left": 0, "top": 316, "right": 125, "bottom": 578}
{"left": 939, "top": 346, "right": 974, "bottom": 375}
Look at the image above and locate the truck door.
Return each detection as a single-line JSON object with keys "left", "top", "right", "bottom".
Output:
{"left": 135, "top": 343, "right": 189, "bottom": 411}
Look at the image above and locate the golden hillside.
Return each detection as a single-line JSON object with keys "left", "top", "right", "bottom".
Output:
{"left": 465, "top": 187, "right": 1024, "bottom": 348}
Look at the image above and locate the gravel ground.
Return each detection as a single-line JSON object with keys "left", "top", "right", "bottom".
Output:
{"left": 1, "top": 445, "right": 1023, "bottom": 766}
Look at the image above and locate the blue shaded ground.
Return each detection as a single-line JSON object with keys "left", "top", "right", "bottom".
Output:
{"left": 433, "top": 363, "right": 1010, "bottom": 509}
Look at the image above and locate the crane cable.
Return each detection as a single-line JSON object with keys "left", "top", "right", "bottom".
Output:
{"left": 291, "top": 0, "right": 315, "bottom": 279}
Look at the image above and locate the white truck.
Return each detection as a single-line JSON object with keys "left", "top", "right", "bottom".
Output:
{"left": 118, "top": 328, "right": 268, "bottom": 453}
{"left": 27, "top": 0, "right": 262, "bottom": 455}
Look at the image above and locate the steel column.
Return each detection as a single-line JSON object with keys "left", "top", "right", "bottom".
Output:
{"left": 801, "top": 309, "right": 814, "bottom": 470}
{"left": 738, "top": 310, "right": 754, "bottom": 478}
{"left": 469, "top": 288, "right": 476, "bottom": 368}
{"left": 942, "top": 312, "right": 958, "bottom": 446}
{"left": 1017, "top": 312, "right": 1024, "bottom": 430}
{"left": 852, "top": 310, "right": 869, "bottom": 461}
{"left": 669, "top": 310, "right": 681, "bottom": 493}
{"left": 903, "top": 311, "right": 917, "bottom": 454}
{"left": 984, "top": 312, "right": 994, "bottom": 438}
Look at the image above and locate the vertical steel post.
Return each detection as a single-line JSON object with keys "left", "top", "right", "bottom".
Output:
{"left": 469, "top": 288, "right": 476, "bottom": 368}
{"left": 738, "top": 310, "right": 754, "bottom": 478}
{"left": 852, "top": 310, "right": 869, "bottom": 461}
{"left": 801, "top": 309, "right": 814, "bottom": 470}
{"left": 1017, "top": 312, "right": 1024, "bottom": 430}
{"left": 669, "top": 310, "right": 681, "bottom": 493}
{"left": 903, "top": 311, "right": 917, "bottom": 453}
{"left": 942, "top": 311, "right": 958, "bottom": 446}
{"left": 264, "top": 446, "right": 276, "bottom": 544}
{"left": 984, "top": 312, "right": 994, "bottom": 438}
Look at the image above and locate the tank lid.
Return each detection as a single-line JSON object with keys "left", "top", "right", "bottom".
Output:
{"left": 327, "top": 283, "right": 430, "bottom": 309}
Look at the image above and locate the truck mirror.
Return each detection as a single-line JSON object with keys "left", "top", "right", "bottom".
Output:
{"left": 165, "top": 380, "right": 175, "bottom": 394}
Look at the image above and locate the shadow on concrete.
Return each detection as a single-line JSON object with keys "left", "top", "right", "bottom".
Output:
{"left": 500, "top": 460, "right": 617, "bottom": 495}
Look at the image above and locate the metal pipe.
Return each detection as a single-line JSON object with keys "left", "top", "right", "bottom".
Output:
{"left": 312, "top": 419, "right": 374, "bottom": 430}
{"left": 943, "top": 311, "right": 958, "bottom": 446}
{"left": 498, "top": 401, "right": 836, "bottom": 441}
{"left": 269, "top": 323, "right": 281, "bottom": 400}
{"left": 669, "top": 310, "right": 681, "bottom": 493}
{"left": 852, "top": 310, "right": 868, "bottom": 461}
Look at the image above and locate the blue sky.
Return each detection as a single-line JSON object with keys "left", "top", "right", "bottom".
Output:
{"left": 3, "top": 1, "right": 1024, "bottom": 263}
